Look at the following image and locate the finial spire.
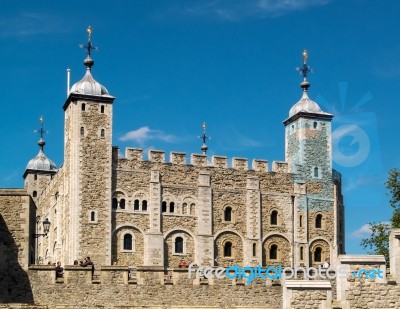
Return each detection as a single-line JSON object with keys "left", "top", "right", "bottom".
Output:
{"left": 296, "top": 49, "right": 312, "bottom": 92}
{"left": 199, "top": 122, "right": 210, "bottom": 155}
{"left": 34, "top": 116, "right": 48, "bottom": 151}
{"left": 79, "top": 26, "right": 97, "bottom": 70}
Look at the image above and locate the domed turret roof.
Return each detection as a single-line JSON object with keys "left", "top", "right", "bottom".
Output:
{"left": 287, "top": 50, "right": 331, "bottom": 119}
{"left": 69, "top": 57, "right": 110, "bottom": 96}
{"left": 69, "top": 27, "right": 110, "bottom": 97}
{"left": 289, "top": 91, "right": 322, "bottom": 117}
{"left": 24, "top": 117, "right": 57, "bottom": 176}
{"left": 26, "top": 143, "right": 57, "bottom": 172}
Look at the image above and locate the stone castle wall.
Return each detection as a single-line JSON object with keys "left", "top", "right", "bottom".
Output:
{"left": 0, "top": 190, "right": 35, "bottom": 303}
{"left": 110, "top": 148, "right": 339, "bottom": 269}
{"left": 23, "top": 266, "right": 283, "bottom": 309}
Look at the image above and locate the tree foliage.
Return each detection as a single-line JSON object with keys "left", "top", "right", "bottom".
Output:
{"left": 360, "top": 222, "right": 390, "bottom": 258}
{"left": 361, "top": 168, "right": 400, "bottom": 263}
{"left": 386, "top": 169, "right": 400, "bottom": 228}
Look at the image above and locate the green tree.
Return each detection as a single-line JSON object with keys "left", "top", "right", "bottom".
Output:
{"left": 361, "top": 168, "right": 400, "bottom": 264}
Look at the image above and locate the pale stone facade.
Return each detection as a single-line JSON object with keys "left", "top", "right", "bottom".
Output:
{"left": 0, "top": 38, "right": 359, "bottom": 308}
{"left": 17, "top": 48, "right": 344, "bottom": 271}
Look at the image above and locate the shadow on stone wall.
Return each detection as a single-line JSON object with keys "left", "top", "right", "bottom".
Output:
{"left": 0, "top": 215, "right": 33, "bottom": 303}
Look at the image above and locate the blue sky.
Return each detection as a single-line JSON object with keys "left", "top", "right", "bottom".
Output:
{"left": 0, "top": 0, "right": 399, "bottom": 254}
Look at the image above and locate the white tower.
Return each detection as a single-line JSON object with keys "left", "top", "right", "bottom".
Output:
{"left": 62, "top": 27, "right": 115, "bottom": 265}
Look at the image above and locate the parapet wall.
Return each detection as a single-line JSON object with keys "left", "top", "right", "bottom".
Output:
{"left": 4, "top": 247, "right": 400, "bottom": 309}
{"left": 25, "top": 266, "right": 282, "bottom": 309}
{"left": 114, "top": 147, "right": 289, "bottom": 173}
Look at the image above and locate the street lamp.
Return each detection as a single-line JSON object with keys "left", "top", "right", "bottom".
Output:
{"left": 33, "top": 217, "right": 51, "bottom": 264}
{"left": 33, "top": 217, "right": 51, "bottom": 237}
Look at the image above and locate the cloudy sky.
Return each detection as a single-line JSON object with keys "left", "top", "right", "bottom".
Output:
{"left": 0, "top": 0, "right": 399, "bottom": 254}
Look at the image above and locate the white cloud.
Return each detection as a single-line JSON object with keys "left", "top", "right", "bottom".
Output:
{"left": 232, "top": 128, "right": 263, "bottom": 147}
{"left": 350, "top": 224, "right": 372, "bottom": 239}
{"left": 119, "top": 126, "right": 178, "bottom": 146}
{"left": 179, "top": 0, "right": 330, "bottom": 21}
{"left": 350, "top": 222, "right": 391, "bottom": 239}
{"left": 258, "top": 0, "right": 330, "bottom": 13}
{"left": 0, "top": 12, "right": 73, "bottom": 39}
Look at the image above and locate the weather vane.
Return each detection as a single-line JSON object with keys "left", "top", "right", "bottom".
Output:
{"left": 296, "top": 49, "right": 312, "bottom": 79}
{"left": 34, "top": 116, "right": 48, "bottom": 139}
{"left": 199, "top": 122, "right": 210, "bottom": 155}
{"left": 79, "top": 26, "right": 98, "bottom": 58}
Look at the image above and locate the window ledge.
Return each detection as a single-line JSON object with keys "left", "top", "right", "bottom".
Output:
{"left": 122, "top": 249, "right": 135, "bottom": 253}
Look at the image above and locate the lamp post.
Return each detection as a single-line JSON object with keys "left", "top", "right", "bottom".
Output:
{"left": 33, "top": 217, "right": 51, "bottom": 264}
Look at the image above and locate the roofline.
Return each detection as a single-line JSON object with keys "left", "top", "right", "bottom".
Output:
{"left": 63, "top": 92, "right": 115, "bottom": 110}
{"left": 283, "top": 111, "right": 334, "bottom": 126}
{"left": 0, "top": 188, "right": 30, "bottom": 196}
{"left": 23, "top": 169, "right": 58, "bottom": 179}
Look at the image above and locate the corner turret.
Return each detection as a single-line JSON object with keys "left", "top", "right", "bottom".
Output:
{"left": 23, "top": 116, "right": 57, "bottom": 201}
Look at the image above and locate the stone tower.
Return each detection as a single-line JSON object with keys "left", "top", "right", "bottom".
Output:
{"left": 23, "top": 116, "right": 57, "bottom": 203}
{"left": 63, "top": 27, "right": 115, "bottom": 264}
{"left": 283, "top": 51, "right": 341, "bottom": 267}
{"left": 284, "top": 50, "right": 333, "bottom": 191}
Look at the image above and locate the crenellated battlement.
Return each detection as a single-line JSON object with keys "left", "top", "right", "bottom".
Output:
{"left": 114, "top": 147, "right": 290, "bottom": 173}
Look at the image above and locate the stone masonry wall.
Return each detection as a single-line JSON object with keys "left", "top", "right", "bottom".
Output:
{"left": 290, "top": 289, "right": 328, "bottom": 309}
{"left": 24, "top": 267, "right": 283, "bottom": 309}
{"left": 79, "top": 100, "right": 113, "bottom": 265}
{"left": 0, "top": 190, "right": 34, "bottom": 303}
{"left": 110, "top": 149, "right": 339, "bottom": 269}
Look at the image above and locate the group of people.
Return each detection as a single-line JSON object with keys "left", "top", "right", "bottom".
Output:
{"left": 55, "top": 257, "right": 95, "bottom": 278}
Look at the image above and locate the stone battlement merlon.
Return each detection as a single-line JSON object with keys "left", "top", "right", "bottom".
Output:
{"left": 113, "top": 147, "right": 292, "bottom": 173}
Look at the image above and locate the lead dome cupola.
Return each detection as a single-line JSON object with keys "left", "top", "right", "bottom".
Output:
{"left": 288, "top": 50, "right": 325, "bottom": 118}
{"left": 69, "top": 26, "right": 110, "bottom": 96}
{"left": 25, "top": 116, "right": 57, "bottom": 173}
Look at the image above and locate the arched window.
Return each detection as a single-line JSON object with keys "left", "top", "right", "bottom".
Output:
{"left": 80, "top": 127, "right": 84, "bottom": 137}
{"left": 252, "top": 243, "right": 257, "bottom": 257}
{"left": 299, "top": 215, "right": 303, "bottom": 228}
{"left": 112, "top": 198, "right": 118, "bottom": 209}
{"left": 316, "top": 214, "right": 322, "bottom": 229}
{"left": 33, "top": 191, "right": 37, "bottom": 198}
{"left": 120, "top": 199, "right": 126, "bottom": 210}
{"left": 271, "top": 210, "right": 278, "bottom": 226}
{"left": 313, "top": 121, "right": 317, "bottom": 129}
{"left": 34, "top": 174, "right": 37, "bottom": 180}
{"left": 100, "top": 105, "right": 105, "bottom": 113}
{"left": 81, "top": 103, "right": 86, "bottom": 111}
{"left": 224, "top": 207, "right": 232, "bottom": 221}
{"left": 134, "top": 199, "right": 140, "bottom": 211}
{"left": 90, "top": 211, "right": 95, "bottom": 222}
{"left": 190, "top": 203, "right": 195, "bottom": 215}
{"left": 100, "top": 129, "right": 105, "bottom": 137}
{"left": 300, "top": 247, "right": 304, "bottom": 260}
{"left": 162, "top": 201, "right": 167, "bottom": 213}
{"left": 314, "top": 167, "right": 319, "bottom": 178}
{"left": 269, "top": 244, "right": 278, "bottom": 260}
{"left": 224, "top": 241, "right": 232, "bottom": 257}
{"left": 175, "top": 237, "right": 183, "bottom": 254}
{"left": 123, "top": 234, "right": 133, "bottom": 250}
{"left": 142, "top": 200, "right": 147, "bottom": 211}
{"left": 314, "top": 247, "right": 322, "bottom": 262}
{"left": 170, "top": 202, "right": 175, "bottom": 213}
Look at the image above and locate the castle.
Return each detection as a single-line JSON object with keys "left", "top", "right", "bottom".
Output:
{"left": 3, "top": 29, "right": 400, "bottom": 309}
{"left": 21, "top": 30, "right": 344, "bottom": 270}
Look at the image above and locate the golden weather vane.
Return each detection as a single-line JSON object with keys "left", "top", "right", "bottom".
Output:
{"left": 79, "top": 26, "right": 97, "bottom": 58}
{"left": 297, "top": 49, "right": 311, "bottom": 79}
{"left": 302, "top": 49, "right": 308, "bottom": 65}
